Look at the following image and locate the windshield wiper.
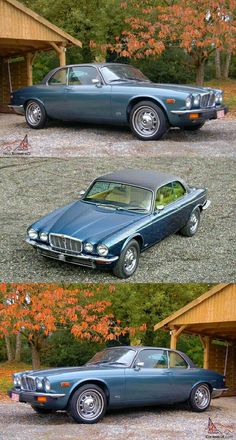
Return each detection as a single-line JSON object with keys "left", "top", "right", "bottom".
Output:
{"left": 109, "top": 79, "right": 129, "bottom": 83}
{"left": 121, "top": 206, "right": 148, "bottom": 212}
{"left": 87, "top": 361, "right": 126, "bottom": 366}
{"left": 96, "top": 203, "right": 121, "bottom": 210}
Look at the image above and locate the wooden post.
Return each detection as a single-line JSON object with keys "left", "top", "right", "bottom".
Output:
{"left": 26, "top": 52, "right": 35, "bottom": 86}
{"left": 50, "top": 42, "right": 66, "bottom": 66}
{"left": 170, "top": 325, "right": 187, "bottom": 349}
{"left": 199, "top": 336, "right": 210, "bottom": 369}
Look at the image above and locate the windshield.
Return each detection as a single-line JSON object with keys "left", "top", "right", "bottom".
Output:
{"left": 83, "top": 180, "right": 153, "bottom": 212}
{"left": 86, "top": 348, "right": 136, "bottom": 366}
{"left": 101, "top": 65, "right": 150, "bottom": 83}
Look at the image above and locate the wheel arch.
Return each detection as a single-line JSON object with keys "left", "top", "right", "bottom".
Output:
{"left": 121, "top": 234, "right": 144, "bottom": 253}
{"left": 126, "top": 96, "right": 169, "bottom": 122}
{"left": 189, "top": 381, "right": 213, "bottom": 398}
{"left": 67, "top": 379, "right": 110, "bottom": 408}
{"left": 23, "top": 97, "right": 47, "bottom": 112}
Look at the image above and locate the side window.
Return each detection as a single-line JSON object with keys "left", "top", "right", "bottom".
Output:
{"left": 156, "top": 183, "right": 174, "bottom": 208}
{"left": 68, "top": 66, "right": 99, "bottom": 85}
{"left": 169, "top": 351, "right": 188, "bottom": 369}
{"left": 136, "top": 350, "right": 168, "bottom": 368}
{"left": 172, "top": 181, "right": 186, "bottom": 200}
{"left": 48, "top": 68, "right": 67, "bottom": 85}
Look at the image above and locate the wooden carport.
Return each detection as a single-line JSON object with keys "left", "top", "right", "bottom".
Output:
{"left": 0, "top": 0, "right": 82, "bottom": 110}
{"left": 154, "top": 284, "right": 236, "bottom": 396}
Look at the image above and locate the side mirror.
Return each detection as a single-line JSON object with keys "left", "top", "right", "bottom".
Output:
{"left": 79, "top": 190, "right": 85, "bottom": 198}
{"left": 155, "top": 204, "right": 165, "bottom": 212}
{"left": 134, "top": 362, "right": 144, "bottom": 371}
{"left": 92, "top": 78, "right": 102, "bottom": 87}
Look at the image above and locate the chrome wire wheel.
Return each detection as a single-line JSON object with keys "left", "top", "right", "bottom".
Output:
{"left": 26, "top": 102, "right": 42, "bottom": 126}
{"left": 132, "top": 105, "right": 160, "bottom": 138}
{"left": 194, "top": 385, "right": 211, "bottom": 410}
{"left": 76, "top": 389, "right": 104, "bottom": 422}
{"left": 189, "top": 211, "right": 199, "bottom": 234}
{"left": 124, "top": 246, "right": 138, "bottom": 274}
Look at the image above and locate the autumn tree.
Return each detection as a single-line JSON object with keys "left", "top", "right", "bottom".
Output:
{"left": 0, "top": 283, "right": 143, "bottom": 369}
{"left": 115, "top": 0, "right": 236, "bottom": 84}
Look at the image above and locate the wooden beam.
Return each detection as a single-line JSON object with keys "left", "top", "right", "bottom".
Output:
{"left": 49, "top": 42, "right": 66, "bottom": 66}
{"left": 199, "top": 336, "right": 211, "bottom": 369}
{"left": 170, "top": 325, "right": 187, "bottom": 349}
{"left": 25, "top": 52, "right": 36, "bottom": 86}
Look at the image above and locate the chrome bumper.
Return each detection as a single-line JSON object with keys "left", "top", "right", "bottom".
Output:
{"left": 26, "top": 238, "right": 119, "bottom": 267}
{"left": 170, "top": 106, "right": 227, "bottom": 115}
{"left": 202, "top": 199, "right": 211, "bottom": 210}
{"left": 212, "top": 387, "right": 229, "bottom": 398}
{"left": 8, "top": 104, "right": 25, "bottom": 115}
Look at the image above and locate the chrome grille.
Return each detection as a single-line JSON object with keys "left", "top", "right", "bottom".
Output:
{"left": 49, "top": 233, "right": 82, "bottom": 254}
{"left": 21, "top": 375, "right": 36, "bottom": 391}
{"left": 200, "top": 93, "right": 215, "bottom": 108}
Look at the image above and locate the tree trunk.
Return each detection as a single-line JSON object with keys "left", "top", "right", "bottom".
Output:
{"left": 195, "top": 61, "right": 205, "bottom": 86}
{"left": 15, "top": 332, "right": 22, "bottom": 362}
{"left": 31, "top": 344, "right": 41, "bottom": 369}
{"left": 215, "top": 49, "right": 222, "bottom": 79}
{"left": 223, "top": 51, "right": 232, "bottom": 79}
{"left": 5, "top": 335, "right": 14, "bottom": 361}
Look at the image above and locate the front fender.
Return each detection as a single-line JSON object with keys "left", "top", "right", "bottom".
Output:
{"left": 127, "top": 95, "right": 169, "bottom": 119}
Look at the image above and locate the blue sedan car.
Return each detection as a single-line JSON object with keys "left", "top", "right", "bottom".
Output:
{"left": 9, "top": 346, "right": 228, "bottom": 424}
{"left": 26, "top": 169, "right": 210, "bottom": 278}
{"left": 9, "top": 63, "right": 227, "bottom": 140}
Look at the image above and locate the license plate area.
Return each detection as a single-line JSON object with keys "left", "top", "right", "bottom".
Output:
{"left": 11, "top": 392, "right": 20, "bottom": 402}
{"left": 217, "top": 110, "right": 225, "bottom": 119}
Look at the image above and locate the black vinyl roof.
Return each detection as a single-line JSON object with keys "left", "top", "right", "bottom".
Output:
{"left": 95, "top": 169, "right": 187, "bottom": 191}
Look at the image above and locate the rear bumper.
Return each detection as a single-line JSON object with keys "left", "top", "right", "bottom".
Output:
{"left": 211, "top": 387, "right": 229, "bottom": 398}
{"left": 26, "top": 238, "right": 119, "bottom": 268}
{"left": 202, "top": 199, "right": 211, "bottom": 210}
{"left": 8, "top": 105, "right": 25, "bottom": 115}
{"left": 170, "top": 105, "right": 228, "bottom": 125}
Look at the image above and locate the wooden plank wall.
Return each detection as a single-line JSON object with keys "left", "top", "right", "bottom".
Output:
{"left": 0, "top": 58, "right": 27, "bottom": 111}
{"left": 208, "top": 342, "right": 236, "bottom": 396}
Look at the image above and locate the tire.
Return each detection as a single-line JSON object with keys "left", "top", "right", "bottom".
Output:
{"left": 129, "top": 100, "right": 169, "bottom": 140}
{"left": 179, "top": 207, "right": 201, "bottom": 237}
{"left": 68, "top": 384, "right": 107, "bottom": 424}
{"left": 25, "top": 100, "right": 48, "bottom": 129}
{"left": 113, "top": 239, "right": 140, "bottom": 279}
{"left": 183, "top": 122, "right": 205, "bottom": 131}
{"left": 188, "top": 383, "right": 211, "bottom": 412}
{"left": 31, "top": 405, "right": 54, "bottom": 415}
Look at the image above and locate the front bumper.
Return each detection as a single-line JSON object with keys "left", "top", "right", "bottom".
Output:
{"left": 8, "top": 105, "right": 25, "bottom": 115}
{"left": 211, "top": 387, "right": 229, "bottom": 398}
{"left": 8, "top": 388, "right": 65, "bottom": 404}
{"left": 26, "top": 238, "right": 119, "bottom": 268}
{"left": 170, "top": 105, "right": 228, "bottom": 125}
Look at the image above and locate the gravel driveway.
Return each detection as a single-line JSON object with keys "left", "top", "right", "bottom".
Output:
{"left": 0, "top": 156, "right": 235, "bottom": 282}
{"left": 0, "top": 114, "right": 236, "bottom": 158}
{"left": 0, "top": 398, "right": 235, "bottom": 440}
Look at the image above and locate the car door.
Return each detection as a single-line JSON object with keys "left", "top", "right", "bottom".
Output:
{"left": 42, "top": 67, "right": 69, "bottom": 119}
{"left": 124, "top": 349, "right": 173, "bottom": 405}
{"left": 151, "top": 181, "right": 189, "bottom": 243}
{"left": 167, "top": 350, "right": 194, "bottom": 402}
{"left": 64, "top": 66, "right": 112, "bottom": 121}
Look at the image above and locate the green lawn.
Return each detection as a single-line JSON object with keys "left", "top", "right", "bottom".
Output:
{"left": 0, "top": 361, "right": 32, "bottom": 400}
{"left": 205, "top": 79, "right": 236, "bottom": 115}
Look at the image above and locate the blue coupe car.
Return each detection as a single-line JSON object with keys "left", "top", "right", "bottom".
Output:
{"left": 9, "top": 346, "right": 228, "bottom": 424}
{"left": 10, "top": 63, "right": 227, "bottom": 140}
{"left": 26, "top": 169, "right": 211, "bottom": 278}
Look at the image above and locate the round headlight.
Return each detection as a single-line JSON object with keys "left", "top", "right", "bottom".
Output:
{"left": 193, "top": 94, "right": 200, "bottom": 107}
{"left": 36, "top": 377, "right": 43, "bottom": 390}
{"left": 185, "top": 96, "right": 192, "bottom": 109}
{"left": 28, "top": 228, "right": 38, "bottom": 240}
{"left": 97, "top": 244, "right": 109, "bottom": 257}
{"left": 84, "top": 242, "right": 94, "bottom": 253}
{"left": 44, "top": 378, "right": 51, "bottom": 392}
{"left": 39, "top": 231, "right": 48, "bottom": 242}
{"left": 216, "top": 92, "right": 223, "bottom": 103}
{"left": 14, "top": 376, "right": 21, "bottom": 387}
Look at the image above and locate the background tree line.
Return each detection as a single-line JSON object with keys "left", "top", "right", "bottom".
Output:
{"left": 19, "top": 0, "right": 236, "bottom": 85}
{"left": 0, "top": 283, "right": 212, "bottom": 369}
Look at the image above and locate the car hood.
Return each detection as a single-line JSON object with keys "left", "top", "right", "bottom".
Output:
{"left": 33, "top": 200, "right": 145, "bottom": 243}
{"left": 18, "top": 364, "right": 125, "bottom": 378}
{"left": 113, "top": 82, "right": 216, "bottom": 95}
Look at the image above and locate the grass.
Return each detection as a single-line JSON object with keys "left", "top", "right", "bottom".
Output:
{"left": 205, "top": 79, "right": 236, "bottom": 116}
{"left": 0, "top": 361, "right": 32, "bottom": 401}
